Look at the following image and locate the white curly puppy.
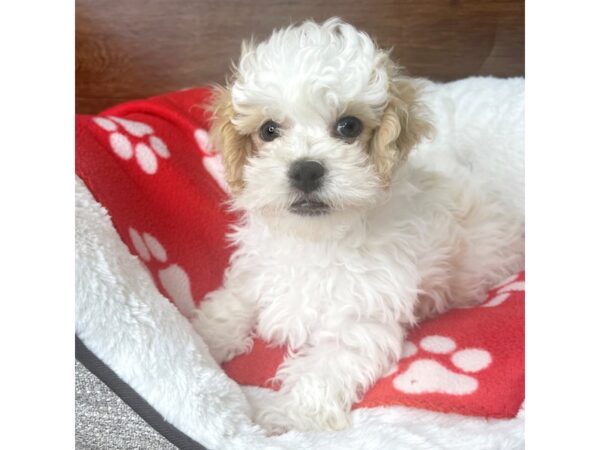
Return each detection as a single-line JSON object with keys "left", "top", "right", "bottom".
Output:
{"left": 192, "top": 18, "right": 524, "bottom": 433}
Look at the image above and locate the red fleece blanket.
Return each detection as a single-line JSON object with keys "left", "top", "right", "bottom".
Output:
{"left": 75, "top": 88, "right": 524, "bottom": 419}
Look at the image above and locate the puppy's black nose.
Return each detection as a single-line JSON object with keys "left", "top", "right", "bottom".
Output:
{"left": 288, "top": 159, "right": 325, "bottom": 193}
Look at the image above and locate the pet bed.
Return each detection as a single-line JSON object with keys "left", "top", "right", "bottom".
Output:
{"left": 75, "top": 76, "right": 524, "bottom": 449}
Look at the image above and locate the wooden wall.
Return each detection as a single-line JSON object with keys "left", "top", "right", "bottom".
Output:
{"left": 76, "top": 0, "right": 524, "bottom": 114}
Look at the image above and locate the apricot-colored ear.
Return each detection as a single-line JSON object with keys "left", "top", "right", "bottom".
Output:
{"left": 369, "top": 71, "right": 432, "bottom": 186}
{"left": 208, "top": 86, "right": 253, "bottom": 194}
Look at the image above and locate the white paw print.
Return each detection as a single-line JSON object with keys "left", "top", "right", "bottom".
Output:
{"left": 392, "top": 335, "right": 492, "bottom": 395}
{"left": 128, "top": 228, "right": 195, "bottom": 317}
{"left": 194, "top": 128, "right": 229, "bottom": 193}
{"left": 93, "top": 116, "right": 171, "bottom": 174}
{"left": 481, "top": 273, "right": 525, "bottom": 308}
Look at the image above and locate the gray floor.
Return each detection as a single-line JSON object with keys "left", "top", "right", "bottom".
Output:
{"left": 75, "top": 360, "right": 176, "bottom": 450}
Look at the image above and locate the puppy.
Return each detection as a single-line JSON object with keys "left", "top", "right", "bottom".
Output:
{"left": 192, "top": 18, "right": 524, "bottom": 433}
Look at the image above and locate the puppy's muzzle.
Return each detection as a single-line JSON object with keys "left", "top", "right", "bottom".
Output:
{"left": 288, "top": 159, "right": 330, "bottom": 216}
{"left": 288, "top": 159, "right": 325, "bottom": 193}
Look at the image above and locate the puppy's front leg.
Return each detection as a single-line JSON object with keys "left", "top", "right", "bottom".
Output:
{"left": 254, "top": 322, "right": 405, "bottom": 432}
{"left": 191, "top": 286, "right": 256, "bottom": 364}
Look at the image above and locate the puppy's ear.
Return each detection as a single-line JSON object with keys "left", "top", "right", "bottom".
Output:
{"left": 369, "top": 61, "right": 432, "bottom": 186}
{"left": 208, "top": 85, "right": 253, "bottom": 194}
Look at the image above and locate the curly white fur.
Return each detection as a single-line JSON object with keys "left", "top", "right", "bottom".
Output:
{"left": 192, "top": 18, "right": 524, "bottom": 433}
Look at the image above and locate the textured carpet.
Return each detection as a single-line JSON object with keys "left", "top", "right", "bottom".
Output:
{"left": 75, "top": 360, "right": 176, "bottom": 450}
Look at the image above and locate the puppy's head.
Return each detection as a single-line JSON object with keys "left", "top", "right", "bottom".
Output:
{"left": 210, "top": 18, "right": 431, "bottom": 234}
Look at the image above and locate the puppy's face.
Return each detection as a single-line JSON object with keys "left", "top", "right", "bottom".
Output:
{"left": 210, "top": 19, "right": 430, "bottom": 233}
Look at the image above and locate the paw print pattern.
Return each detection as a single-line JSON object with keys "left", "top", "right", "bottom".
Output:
{"left": 194, "top": 129, "right": 229, "bottom": 193}
{"left": 481, "top": 273, "right": 525, "bottom": 308}
{"left": 392, "top": 335, "right": 492, "bottom": 395}
{"left": 128, "top": 227, "right": 195, "bottom": 318}
{"left": 93, "top": 116, "right": 171, "bottom": 175}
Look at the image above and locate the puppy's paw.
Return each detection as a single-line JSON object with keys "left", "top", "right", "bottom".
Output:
{"left": 208, "top": 335, "right": 254, "bottom": 364}
{"left": 252, "top": 393, "right": 352, "bottom": 433}
{"left": 190, "top": 309, "right": 254, "bottom": 363}
{"left": 253, "top": 403, "right": 293, "bottom": 436}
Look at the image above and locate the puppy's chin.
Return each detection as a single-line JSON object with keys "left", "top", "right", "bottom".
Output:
{"left": 251, "top": 203, "right": 362, "bottom": 241}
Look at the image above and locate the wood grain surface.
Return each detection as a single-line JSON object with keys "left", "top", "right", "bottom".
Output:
{"left": 76, "top": 0, "right": 524, "bottom": 114}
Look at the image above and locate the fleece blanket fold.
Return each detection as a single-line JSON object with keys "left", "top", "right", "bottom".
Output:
{"left": 75, "top": 77, "right": 524, "bottom": 449}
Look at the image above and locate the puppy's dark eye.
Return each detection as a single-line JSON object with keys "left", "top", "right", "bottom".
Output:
{"left": 335, "top": 116, "right": 363, "bottom": 139}
{"left": 259, "top": 120, "right": 280, "bottom": 142}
